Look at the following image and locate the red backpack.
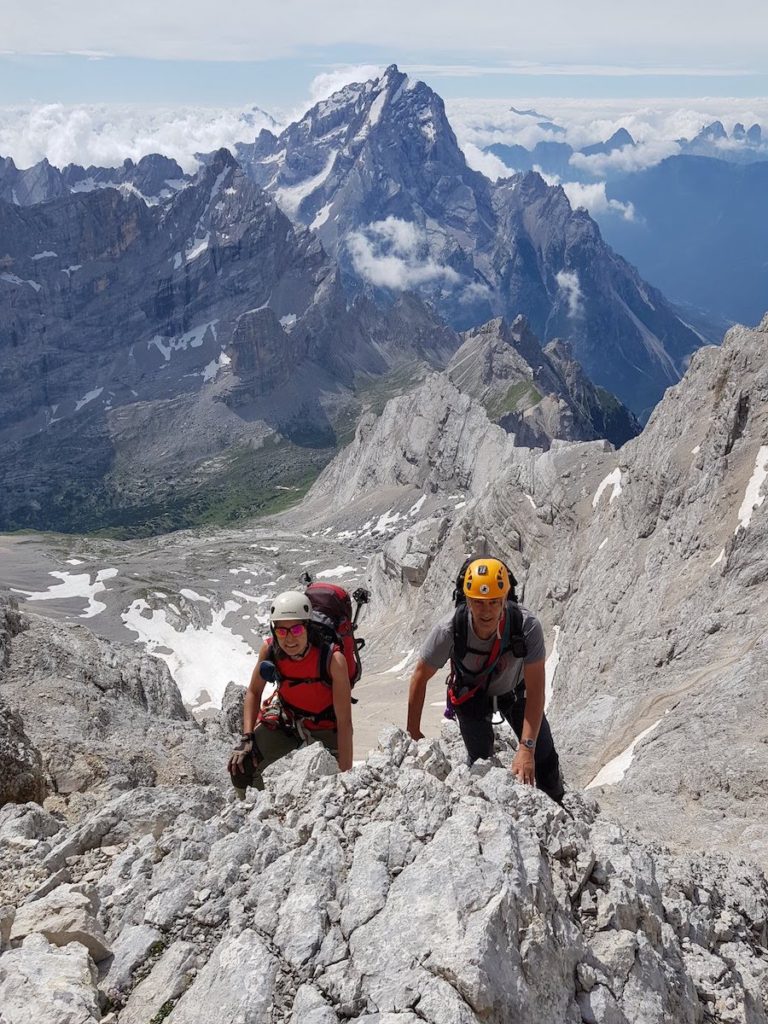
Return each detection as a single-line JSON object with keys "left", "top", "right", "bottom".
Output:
{"left": 302, "top": 577, "right": 369, "bottom": 687}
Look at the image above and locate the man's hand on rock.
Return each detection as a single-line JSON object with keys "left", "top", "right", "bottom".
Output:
{"left": 511, "top": 746, "right": 535, "bottom": 786}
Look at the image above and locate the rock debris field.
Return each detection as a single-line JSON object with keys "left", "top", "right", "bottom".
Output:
{"left": 1, "top": 727, "right": 767, "bottom": 1024}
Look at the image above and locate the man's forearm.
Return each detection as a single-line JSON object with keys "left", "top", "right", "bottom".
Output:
{"left": 407, "top": 677, "right": 427, "bottom": 734}
{"left": 522, "top": 668, "right": 545, "bottom": 743}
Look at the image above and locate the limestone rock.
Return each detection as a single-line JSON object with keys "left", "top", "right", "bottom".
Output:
{"left": 10, "top": 883, "right": 111, "bottom": 962}
{"left": 0, "top": 933, "right": 100, "bottom": 1024}
{"left": 0, "top": 700, "right": 45, "bottom": 808}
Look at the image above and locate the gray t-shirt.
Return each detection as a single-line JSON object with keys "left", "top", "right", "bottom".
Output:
{"left": 420, "top": 605, "right": 545, "bottom": 698}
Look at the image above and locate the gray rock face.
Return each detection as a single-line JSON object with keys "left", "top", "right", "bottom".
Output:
{"left": 301, "top": 313, "right": 768, "bottom": 869}
{"left": 0, "top": 700, "right": 45, "bottom": 808}
{"left": 10, "top": 883, "right": 111, "bottom": 961}
{"left": 0, "top": 598, "right": 229, "bottom": 797}
{"left": 0, "top": 933, "right": 100, "bottom": 1024}
{"left": 448, "top": 315, "right": 639, "bottom": 448}
{"left": 240, "top": 64, "right": 701, "bottom": 417}
{"left": 0, "top": 148, "right": 457, "bottom": 534}
{"left": 0, "top": 733, "right": 765, "bottom": 1023}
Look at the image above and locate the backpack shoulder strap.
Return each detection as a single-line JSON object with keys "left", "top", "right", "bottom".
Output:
{"left": 501, "top": 601, "right": 527, "bottom": 659}
{"left": 318, "top": 641, "right": 336, "bottom": 686}
{"left": 451, "top": 604, "right": 469, "bottom": 665}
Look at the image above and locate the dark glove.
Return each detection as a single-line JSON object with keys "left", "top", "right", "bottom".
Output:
{"left": 228, "top": 734, "right": 254, "bottom": 775}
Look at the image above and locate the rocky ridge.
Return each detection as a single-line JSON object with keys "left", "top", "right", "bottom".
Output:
{"left": 0, "top": 597, "right": 230, "bottom": 802}
{"left": 1, "top": 731, "right": 767, "bottom": 1024}
{"left": 0, "top": 153, "right": 190, "bottom": 207}
{"left": 447, "top": 316, "right": 639, "bottom": 448}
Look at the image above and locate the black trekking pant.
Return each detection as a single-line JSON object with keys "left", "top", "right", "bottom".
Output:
{"left": 455, "top": 688, "right": 564, "bottom": 801}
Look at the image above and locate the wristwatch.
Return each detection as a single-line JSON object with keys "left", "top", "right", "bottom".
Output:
{"left": 519, "top": 738, "right": 535, "bottom": 750}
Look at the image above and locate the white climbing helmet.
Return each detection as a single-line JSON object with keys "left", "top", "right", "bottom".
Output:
{"left": 269, "top": 590, "right": 312, "bottom": 623}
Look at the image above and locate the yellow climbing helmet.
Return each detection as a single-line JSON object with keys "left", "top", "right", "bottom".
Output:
{"left": 463, "top": 557, "right": 511, "bottom": 600}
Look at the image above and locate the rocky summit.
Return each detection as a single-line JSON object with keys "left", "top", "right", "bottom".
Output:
{"left": 240, "top": 64, "right": 701, "bottom": 417}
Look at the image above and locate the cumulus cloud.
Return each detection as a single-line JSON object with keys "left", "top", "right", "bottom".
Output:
{"left": 347, "top": 217, "right": 461, "bottom": 291}
{"left": 0, "top": 103, "right": 278, "bottom": 172}
{"left": 461, "top": 142, "right": 517, "bottom": 181}
{"left": 556, "top": 270, "right": 583, "bottom": 318}
{"left": 561, "top": 181, "right": 636, "bottom": 221}
{"left": 568, "top": 139, "right": 681, "bottom": 177}
{"left": 446, "top": 96, "right": 768, "bottom": 172}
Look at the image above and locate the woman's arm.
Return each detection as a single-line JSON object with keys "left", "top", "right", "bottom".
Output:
{"left": 330, "top": 651, "right": 353, "bottom": 771}
{"left": 242, "top": 641, "right": 272, "bottom": 733}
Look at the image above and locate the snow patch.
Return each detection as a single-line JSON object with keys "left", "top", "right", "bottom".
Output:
{"left": 711, "top": 548, "right": 725, "bottom": 567}
{"left": 180, "top": 588, "right": 210, "bottom": 603}
{"left": 372, "top": 508, "right": 402, "bottom": 534}
{"left": 1, "top": 272, "right": 41, "bottom": 291}
{"left": 586, "top": 718, "right": 663, "bottom": 788}
{"left": 592, "top": 467, "right": 623, "bottom": 508}
{"left": 311, "top": 203, "right": 332, "bottom": 230}
{"left": 275, "top": 151, "right": 336, "bottom": 217}
{"left": 598, "top": 538, "right": 608, "bottom": 550}
{"left": 122, "top": 599, "right": 257, "bottom": 707}
{"left": 148, "top": 321, "right": 218, "bottom": 362}
{"left": 387, "top": 649, "right": 415, "bottom": 674}
{"left": 201, "top": 351, "right": 231, "bottom": 382}
{"left": 75, "top": 387, "right": 104, "bottom": 412}
{"left": 735, "top": 445, "right": 768, "bottom": 532}
{"left": 544, "top": 626, "right": 560, "bottom": 711}
{"left": 31, "top": 251, "right": 57, "bottom": 259}
{"left": 316, "top": 566, "right": 356, "bottom": 579}
{"left": 279, "top": 314, "right": 297, "bottom": 330}
{"left": 185, "top": 232, "right": 210, "bottom": 262}
{"left": 12, "top": 568, "right": 117, "bottom": 618}
{"left": 408, "top": 495, "right": 427, "bottom": 516}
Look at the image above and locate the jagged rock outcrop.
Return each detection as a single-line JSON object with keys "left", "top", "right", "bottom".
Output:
{"left": 0, "top": 701, "right": 46, "bottom": 808}
{"left": 447, "top": 316, "right": 639, "bottom": 448}
{"left": 0, "top": 597, "right": 229, "bottom": 798}
{"left": 0, "top": 153, "right": 189, "bottom": 207}
{"left": 0, "top": 731, "right": 766, "bottom": 1023}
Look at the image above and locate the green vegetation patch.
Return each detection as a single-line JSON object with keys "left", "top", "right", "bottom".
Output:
{"left": 485, "top": 380, "right": 542, "bottom": 421}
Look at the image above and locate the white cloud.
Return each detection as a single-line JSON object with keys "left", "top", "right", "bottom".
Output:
{"left": 561, "top": 181, "right": 635, "bottom": 221}
{"left": 568, "top": 139, "right": 681, "bottom": 177}
{"left": 556, "top": 270, "right": 583, "bottom": 318}
{"left": 446, "top": 96, "right": 768, "bottom": 164}
{"left": 308, "top": 65, "right": 385, "bottom": 106}
{"left": 347, "top": 217, "right": 461, "bottom": 290}
{"left": 462, "top": 142, "right": 516, "bottom": 181}
{"left": 3, "top": 2, "right": 767, "bottom": 65}
{"left": 0, "top": 103, "right": 277, "bottom": 173}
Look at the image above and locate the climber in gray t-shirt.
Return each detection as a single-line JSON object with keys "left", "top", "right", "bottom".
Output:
{"left": 407, "top": 556, "right": 564, "bottom": 802}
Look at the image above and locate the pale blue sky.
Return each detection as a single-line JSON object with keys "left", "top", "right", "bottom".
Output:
{"left": 1, "top": 0, "right": 766, "bottom": 110}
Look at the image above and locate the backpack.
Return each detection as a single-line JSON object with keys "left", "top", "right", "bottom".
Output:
{"left": 301, "top": 574, "right": 369, "bottom": 688}
{"left": 447, "top": 556, "right": 527, "bottom": 708}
